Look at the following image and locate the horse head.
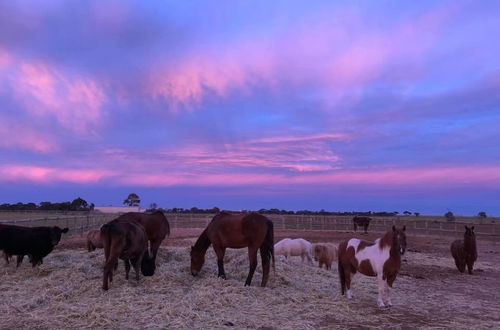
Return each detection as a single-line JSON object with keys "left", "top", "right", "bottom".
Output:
{"left": 392, "top": 225, "right": 407, "bottom": 255}
{"left": 141, "top": 251, "right": 156, "bottom": 276}
{"left": 190, "top": 246, "right": 205, "bottom": 276}
{"left": 464, "top": 225, "right": 475, "bottom": 239}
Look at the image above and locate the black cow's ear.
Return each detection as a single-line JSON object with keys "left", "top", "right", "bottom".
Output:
{"left": 62, "top": 228, "right": 69, "bottom": 233}
{"left": 464, "top": 225, "right": 468, "bottom": 231}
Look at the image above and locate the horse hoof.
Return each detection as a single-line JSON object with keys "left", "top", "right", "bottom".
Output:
{"left": 377, "top": 300, "right": 386, "bottom": 308}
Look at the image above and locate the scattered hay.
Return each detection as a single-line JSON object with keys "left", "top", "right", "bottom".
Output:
{"left": 0, "top": 246, "right": 499, "bottom": 329}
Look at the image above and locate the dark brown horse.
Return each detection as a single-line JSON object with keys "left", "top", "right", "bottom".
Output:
{"left": 353, "top": 216, "right": 372, "bottom": 234}
{"left": 451, "top": 225, "right": 477, "bottom": 274}
{"left": 100, "top": 219, "right": 155, "bottom": 290}
{"left": 190, "top": 212, "right": 275, "bottom": 287}
{"left": 338, "top": 226, "right": 406, "bottom": 307}
{"left": 115, "top": 211, "right": 170, "bottom": 264}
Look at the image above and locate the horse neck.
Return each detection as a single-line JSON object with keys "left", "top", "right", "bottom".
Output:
{"left": 464, "top": 235, "right": 477, "bottom": 255}
{"left": 381, "top": 231, "right": 401, "bottom": 259}
{"left": 193, "top": 229, "right": 211, "bottom": 253}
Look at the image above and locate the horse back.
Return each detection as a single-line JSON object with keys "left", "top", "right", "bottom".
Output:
{"left": 101, "top": 220, "right": 147, "bottom": 260}
{"left": 116, "top": 211, "right": 170, "bottom": 242}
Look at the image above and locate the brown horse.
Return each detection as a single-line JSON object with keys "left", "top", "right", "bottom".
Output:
{"left": 451, "top": 225, "right": 477, "bottom": 274}
{"left": 100, "top": 219, "right": 155, "bottom": 290}
{"left": 338, "top": 226, "right": 406, "bottom": 307}
{"left": 115, "top": 211, "right": 170, "bottom": 264}
{"left": 190, "top": 212, "right": 275, "bottom": 287}
{"left": 353, "top": 216, "right": 372, "bottom": 234}
{"left": 86, "top": 229, "right": 103, "bottom": 252}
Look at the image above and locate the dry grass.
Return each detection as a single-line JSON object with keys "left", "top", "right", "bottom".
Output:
{"left": 0, "top": 243, "right": 499, "bottom": 329}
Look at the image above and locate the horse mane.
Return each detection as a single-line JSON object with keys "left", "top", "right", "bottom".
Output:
{"left": 193, "top": 228, "right": 211, "bottom": 252}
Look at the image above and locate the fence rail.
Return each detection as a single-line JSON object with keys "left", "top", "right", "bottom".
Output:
{"left": 0, "top": 213, "right": 498, "bottom": 240}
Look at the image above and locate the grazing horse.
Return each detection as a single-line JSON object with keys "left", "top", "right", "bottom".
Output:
{"left": 353, "top": 216, "right": 372, "bottom": 234}
{"left": 274, "top": 238, "right": 313, "bottom": 264}
{"left": 86, "top": 229, "right": 103, "bottom": 252}
{"left": 451, "top": 226, "right": 477, "bottom": 274}
{"left": 338, "top": 226, "right": 406, "bottom": 307}
{"left": 190, "top": 212, "right": 275, "bottom": 287}
{"left": 100, "top": 219, "right": 155, "bottom": 290}
{"left": 115, "top": 211, "right": 170, "bottom": 264}
{"left": 312, "top": 243, "right": 337, "bottom": 269}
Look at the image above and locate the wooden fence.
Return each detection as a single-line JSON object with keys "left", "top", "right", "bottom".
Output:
{"left": 1, "top": 213, "right": 499, "bottom": 239}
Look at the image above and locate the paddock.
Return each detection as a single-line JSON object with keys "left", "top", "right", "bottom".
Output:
{"left": 0, "top": 229, "right": 499, "bottom": 329}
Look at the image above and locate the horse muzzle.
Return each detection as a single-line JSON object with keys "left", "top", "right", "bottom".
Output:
{"left": 191, "top": 271, "right": 198, "bottom": 277}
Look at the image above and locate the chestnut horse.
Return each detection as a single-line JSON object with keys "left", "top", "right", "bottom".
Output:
{"left": 115, "top": 211, "right": 170, "bottom": 264}
{"left": 190, "top": 212, "right": 275, "bottom": 287}
{"left": 338, "top": 226, "right": 406, "bottom": 307}
{"left": 451, "top": 225, "right": 477, "bottom": 274}
{"left": 100, "top": 219, "right": 155, "bottom": 290}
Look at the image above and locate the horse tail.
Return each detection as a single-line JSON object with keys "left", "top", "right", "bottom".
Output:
{"left": 338, "top": 241, "right": 347, "bottom": 295}
{"left": 265, "top": 219, "right": 275, "bottom": 274}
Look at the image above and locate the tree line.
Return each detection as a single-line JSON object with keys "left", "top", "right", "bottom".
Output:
{"left": 0, "top": 198, "right": 94, "bottom": 211}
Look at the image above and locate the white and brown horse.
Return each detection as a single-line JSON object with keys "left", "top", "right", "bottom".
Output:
{"left": 338, "top": 226, "right": 406, "bottom": 307}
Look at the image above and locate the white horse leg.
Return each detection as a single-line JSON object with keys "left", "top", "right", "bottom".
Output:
{"left": 377, "top": 275, "right": 386, "bottom": 307}
{"left": 384, "top": 281, "right": 392, "bottom": 306}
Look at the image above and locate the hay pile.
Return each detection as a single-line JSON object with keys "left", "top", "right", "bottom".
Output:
{"left": 0, "top": 246, "right": 498, "bottom": 329}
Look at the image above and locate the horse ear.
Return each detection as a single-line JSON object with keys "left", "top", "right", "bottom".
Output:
{"left": 392, "top": 225, "right": 396, "bottom": 232}
{"left": 402, "top": 225, "right": 406, "bottom": 232}
{"left": 464, "top": 225, "right": 468, "bottom": 231}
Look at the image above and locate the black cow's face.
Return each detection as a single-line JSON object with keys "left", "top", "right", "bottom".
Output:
{"left": 50, "top": 227, "right": 69, "bottom": 246}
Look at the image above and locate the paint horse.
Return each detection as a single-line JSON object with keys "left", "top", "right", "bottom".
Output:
{"left": 338, "top": 226, "right": 406, "bottom": 307}
{"left": 353, "top": 216, "right": 372, "bottom": 234}
{"left": 451, "top": 226, "right": 477, "bottom": 274}
{"left": 190, "top": 212, "right": 275, "bottom": 287}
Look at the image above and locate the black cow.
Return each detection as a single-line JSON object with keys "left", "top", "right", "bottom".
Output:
{"left": 0, "top": 224, "right": 69, "bottom": 267}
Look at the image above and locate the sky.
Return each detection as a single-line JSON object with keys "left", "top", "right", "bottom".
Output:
{"left": 0, "top": 0, "right": 499, "bottom": 215}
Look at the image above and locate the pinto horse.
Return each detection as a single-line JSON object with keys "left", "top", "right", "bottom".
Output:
{"left": 451, "top": 226, "right": 477, "bottom": 274}
{"left": 338, "top": 226, "right": 406, "bottom": 307}
{"left": 115, "top": 211, "right": 170, "bottom": 265}
{"left": 190, "top": 212, "right": 275, "bottom": 287}
{"left": 100, "top": 219, "right": 155, "bottom": 290}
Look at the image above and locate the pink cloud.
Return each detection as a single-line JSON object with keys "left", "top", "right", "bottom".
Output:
{"left": 0, "top": 165, "right": 113, "bottom": 184}
{"left": 0, "top": 50, "right": 106, "bottom": 134}
{"left": 0, "top": 119, "right": 60, "bottom": 153}
{"left": 143, "top": 4, "right": 455, "bottom": 112}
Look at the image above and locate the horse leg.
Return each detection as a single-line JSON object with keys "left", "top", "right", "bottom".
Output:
{"left": 245, "top": 247, "right": 258, "bottom": 286}
{"left": 376, "top": 275, "right": 386, "bottom": 307}
{"left": 260, "top": 246, "right": 271, "bottom": 287}
{"left": 16, "top": 255, "right": 24, "bottom": 268}
{"left": 467, "top": 260, "right": 474, "bottom": 275}
{"left": 345, "top": 268, "right": 353, "bottom": 299}
{"left": 103, "top": 256, "right": 117, "bottom": 290}
{"left": 213, "top": 245, "right": 226, "bottom": 279}
{"left": 150, "top": 239, "right": 161, "bottom": 264}
{"left": 132, "top": 256, "right": 142, "bottom": 282}
{"left": 455, "top": 258, "right": 465, "bottom": 273}
{"left": 124, "top": 259, "right": 131, "bottom": 280}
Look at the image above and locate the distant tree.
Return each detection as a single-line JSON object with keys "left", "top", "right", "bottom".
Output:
{"left": 393, "top": 211, "right": 399, "bottom": 215}
{"left": 444, "top": 211, "right": 455, "bottom": 222}
{"left": 149, "top": 203, "right": 158, "bottom": 211}
{"left": 71, "top": 197, "right": 88, "bottom": 210}
{"left": 403, "top": 211, "right": 411, "bottom": 216}
{"left": 89, "top": 203, "right": 95, "bottom": 211}
{"left": 478, "top": 211, "right": 487, "bottom": 218}
{"left": 209, "top": 206, "right": 220, "bottom": 214}
{"left": 123, "top": 193, "right": 140, "bottom": 206}
{"left": 414, "top": 212, "right": 420, "bottom": 217}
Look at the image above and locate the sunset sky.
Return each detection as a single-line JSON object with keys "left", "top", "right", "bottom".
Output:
{"left": 1, "top": 1, "right": 499, "bottom": 215}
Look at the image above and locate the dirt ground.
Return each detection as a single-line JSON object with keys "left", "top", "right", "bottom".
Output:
{"left": 2, "top": 228, "right": 499, "bottom": 329}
